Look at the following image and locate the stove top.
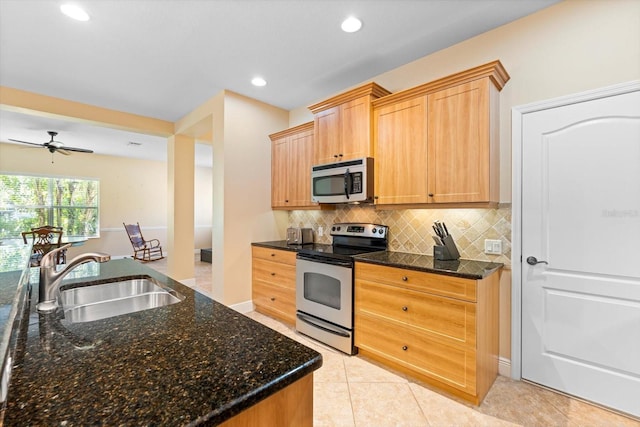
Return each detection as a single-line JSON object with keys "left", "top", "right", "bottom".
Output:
{"left": 297, "top": 223, "right": 388, "bottom": 262}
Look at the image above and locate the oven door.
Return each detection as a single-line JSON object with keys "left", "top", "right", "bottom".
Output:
{"left": 295, "top": 257, "right": 353, "bottom": 329}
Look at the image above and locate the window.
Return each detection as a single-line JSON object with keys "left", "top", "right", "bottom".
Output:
{"left": 0, "top": 174, "right": 99, "bottom": 239}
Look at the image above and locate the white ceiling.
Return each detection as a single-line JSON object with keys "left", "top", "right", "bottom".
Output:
{"left": 0, "top": 0, "right": 559, "bottom": 166}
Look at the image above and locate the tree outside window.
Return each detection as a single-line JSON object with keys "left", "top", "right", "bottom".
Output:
{"left": 0, "top": 174, "right": 99, "bottom": 239}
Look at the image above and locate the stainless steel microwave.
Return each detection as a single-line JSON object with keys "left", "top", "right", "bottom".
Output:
{"left": 311, "top": 157, "right": 373, "bottom": 204}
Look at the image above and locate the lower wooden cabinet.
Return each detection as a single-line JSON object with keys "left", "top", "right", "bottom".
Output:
{"left": 251, "top": 246, "right": 297, "bottom": 325}
{"left": 354, "top": 262, "right": 500, "bottom": 404}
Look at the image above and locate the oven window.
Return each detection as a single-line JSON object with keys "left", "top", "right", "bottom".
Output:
{"left": 303, "top": 272, "right": 341, "bottom": 310}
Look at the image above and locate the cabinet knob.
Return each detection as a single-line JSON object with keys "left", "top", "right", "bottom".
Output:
{"left": 428, "top": 193, "right": 434, "bottom": 197}
{"left": 333, "top": 154, "right": 338, "bottom": 158}
{"left": 402, "top": 306, "right": 408, "bottom": 311}
{"left": 270, "top": 297, "right": 276, "bottom": 301}
{"left": 339, "top": 154, "right": 343, "bottom": 157}
{"left": 270, "top": 253, "right": 276, "bottom": 257}
{"left": 402, "top": 276, "right": 408, "bottom": 281}
{"left": 271, "top": 272, "right": 276, "bottom": 276}
{"left": 285, "top": 199, "right": 289, "bottom": 203}
{"left": 402, "top": 345, "right": 408, "bottom": 351}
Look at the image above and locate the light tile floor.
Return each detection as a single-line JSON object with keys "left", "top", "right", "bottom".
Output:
{"left": 146, "top": 255, "right": 639, "bottom": 427}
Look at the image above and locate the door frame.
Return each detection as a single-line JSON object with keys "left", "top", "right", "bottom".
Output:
{"left": 510, "top": 80, "right": 640, "bottom": 380}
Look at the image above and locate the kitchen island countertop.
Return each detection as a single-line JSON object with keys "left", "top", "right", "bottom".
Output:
{"left": 2, "top": 258, "right": 321, "bottom": 425}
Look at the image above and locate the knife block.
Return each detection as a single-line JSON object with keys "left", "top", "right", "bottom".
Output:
{"left": 433, "top": 235, "right": 460, "bottom": 261}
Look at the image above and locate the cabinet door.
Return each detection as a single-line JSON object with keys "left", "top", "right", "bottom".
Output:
{"left": 288, "top": 129, "right": 315, "bottom": 207}
{"left": 374, "top": 96, "right": 429, "bottom": 205}
{"left": 314, "top": 106, "right": 341, "bottom": 164}
{"left": 428, "top": 79, "right": 491, "bottom": 203}
{"left": 271, "top": 136, "right": 289, "bottom": 207}
{"left": 340, "top": 95, "right": 372, "bottom": 161}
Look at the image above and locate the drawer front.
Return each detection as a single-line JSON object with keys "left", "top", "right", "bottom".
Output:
{"left": 355, "top": 311, "right": 411, "bottom": 364}
{"left": 356, "top": 262, "right": 476, "bottom": 302}
{"left": 407, "top": 324, "right": 476, "bottom": 393}
{"left": 252, "top": 246, "right": 297, "bottom": 266}
{"left": 253, "top": 280, "right": 296, "bottom": 324}
{"left": 355, "top": 280, "right": 476, "bottom": 346}
{"left": 356, "top": 314, "right": 476, "bottom": 394}
{"left": 253, "top": 258, "right": 296, "bottom": 290}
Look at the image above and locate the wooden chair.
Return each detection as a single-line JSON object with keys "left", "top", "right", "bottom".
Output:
{"left": 22, "top": 226, "right": 64, "bottom": 266}
{"left": 123, "top": 222, "right": 164, "bottom": 262}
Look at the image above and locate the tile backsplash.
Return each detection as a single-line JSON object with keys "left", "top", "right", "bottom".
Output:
{"left": 289, "top": 204, "right": 512, "bottom": 267}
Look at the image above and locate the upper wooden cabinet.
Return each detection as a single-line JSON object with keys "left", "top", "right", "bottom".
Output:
{"left": 269, "top": 122, "right": 316, "bottom": 209}
{"left": 373, "top": 60, "right": 509, "bottom": 207}
{"left": 309, "top": 83, "right": 391, "bottom": 165}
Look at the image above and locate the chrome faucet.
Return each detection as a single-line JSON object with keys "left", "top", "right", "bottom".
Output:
{"left": 37, "top": 244, "right": 111, "bottom": 313}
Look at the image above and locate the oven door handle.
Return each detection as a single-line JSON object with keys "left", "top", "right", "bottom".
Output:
{"left": 297, "top": 313, "right": 350, "bottom": 338}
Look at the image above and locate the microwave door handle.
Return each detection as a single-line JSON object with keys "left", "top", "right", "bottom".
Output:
{"left": 344, "top": 168, "right": 351, "bottom": 200}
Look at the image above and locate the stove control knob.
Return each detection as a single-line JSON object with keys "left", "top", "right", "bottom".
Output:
{"left": 379, "top": 229, "right": 385, "bottom": 234}
{"left": 331, "top": 226, "right": 336, "bottom": 232}
{"left": 372, "top": 228, "right": 377, "bottom": 234}
{"left": 337, "top": 226, "right": 341, "bottom": 231}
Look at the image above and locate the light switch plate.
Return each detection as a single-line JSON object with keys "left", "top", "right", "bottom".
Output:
{"left": 484, "top": 239, "right": 502, "bottom": 255}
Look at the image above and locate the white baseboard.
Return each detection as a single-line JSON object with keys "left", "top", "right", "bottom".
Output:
{"left": 498, "top": 356, "right": 511, "bottom": 377}
{"left": 229, "top": 300, "right": 254, "bottom": 314}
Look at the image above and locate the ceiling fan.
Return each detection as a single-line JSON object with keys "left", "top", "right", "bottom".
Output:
{"left": 9, "top": 131, "right": 93, "bottom": 156}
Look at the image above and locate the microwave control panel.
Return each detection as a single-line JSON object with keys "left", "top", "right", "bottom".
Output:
{"left": 351, "top": 172, "right": 362, "bottom": 193}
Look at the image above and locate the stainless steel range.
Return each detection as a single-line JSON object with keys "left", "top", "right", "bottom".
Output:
{"left": 295, "top": 223, "right": 388, "bottom": 354}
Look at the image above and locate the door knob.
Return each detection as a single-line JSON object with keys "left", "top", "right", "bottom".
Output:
{"left": 526, "top": 256, "right": 548, "bottom": 266}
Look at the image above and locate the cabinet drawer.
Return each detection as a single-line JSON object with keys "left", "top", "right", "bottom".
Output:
{"left": 355, "top": 280, "right": 476, "bottom": 347}
{"left": 356, "top": 262, "right": 476, "bottom": 302}
{"left": 253, "top": 280, "right": 296, "bottom": 324}
{"left": 356, "top": 314, "right": 476, "bottom": 394}
{"left": 252, "top": 246, "right": 297, "bottom": 266}
{"left": 253, "top": 258, "right": 296, "bottom": 290}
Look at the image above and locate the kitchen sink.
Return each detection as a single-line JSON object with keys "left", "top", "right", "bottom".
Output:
{"left": 60, "top": 277, "right": 184, "bottom": 323}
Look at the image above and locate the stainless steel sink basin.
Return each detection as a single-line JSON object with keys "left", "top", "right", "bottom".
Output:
{"left": 60, "top": 277, "right": 184, "bottom": 323}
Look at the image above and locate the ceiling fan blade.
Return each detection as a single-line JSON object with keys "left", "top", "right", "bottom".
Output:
{"left": 8, "top": 138, "right": 45, "bottom": 147}
{"left": 57, "top": 149, "right": 72, "bottom": 156}
{"left": 63, "top": 146, "right": 94, "bottom": 153}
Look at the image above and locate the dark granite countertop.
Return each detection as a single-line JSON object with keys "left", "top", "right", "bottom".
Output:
{"left": 354, "top": 251, "right": 503, "bottom": 279}
{"left": 3, "top": 258, "right": 322, "bottom": 426}
{"left": 251, "top": 240, "right": 319, "bottom": 252}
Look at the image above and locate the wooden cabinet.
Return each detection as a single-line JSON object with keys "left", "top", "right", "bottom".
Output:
{"left": 374, "top": 95, "right": 429, "bottom": 205}
{"left": 252, "top": 246, "right": 297, "bottom": 325}
{"left": 309, "top": 83, "right": 391, "bottom": 165}
{"left": 269, "top": 122, "right": 316, "bottom": 209}
{"left": 427, "top": 79, "right": 499, "bottom": 203}
{"left": 354, "top": 262, "right": 500, "bottom": 405}
{"left": 372, "top": 60, "right": 509, "bottom": 207}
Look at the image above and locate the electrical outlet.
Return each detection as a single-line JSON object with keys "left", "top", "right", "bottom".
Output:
{"left": 318, "top": 226, "right": 323, "bottom": 237}
{"left": 484, "top": 239, "right": 502, "bottom": 255}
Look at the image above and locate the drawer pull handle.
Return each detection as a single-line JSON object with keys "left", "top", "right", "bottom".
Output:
{"left": 402, "top": 276, "right": 408, "bottom": 281}
{"left": 402, "top": 345, "right": 408, "bottom": 351}
{"left": 402, "top": 306, "right": 408, "bottom": 312}
{"left": 271, "top": 253, "right": 276, "bottom": 257}
{"left": 271, "top": 272, "right": 276, "bottom": 276}
{"left": 270, "top": 297, "right": 276, "bottom": 301}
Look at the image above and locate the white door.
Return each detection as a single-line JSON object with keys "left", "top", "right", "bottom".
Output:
{"left": 521, "top": 88, "right": 640, "bottom": 417}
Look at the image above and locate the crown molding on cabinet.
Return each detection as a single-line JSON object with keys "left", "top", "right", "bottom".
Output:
{"left": 308, "top": 82, "right": 392, "bottom": 114}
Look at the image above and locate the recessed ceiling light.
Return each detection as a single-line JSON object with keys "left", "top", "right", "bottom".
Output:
{"left": 341, "top": 16, "right": 362, "bottom": 33}
{"left": 60, "top": 4, "right": 90, "bottom": 21}
{"left": 251, "top": 77, "right": 267, "bottom": 87}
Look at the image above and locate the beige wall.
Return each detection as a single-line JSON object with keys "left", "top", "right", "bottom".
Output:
{"left": 0, "top": 142, "right": 213, "bottom": 260}
{"left": 211, "top": 91, "right": 289, "bottom": 305}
